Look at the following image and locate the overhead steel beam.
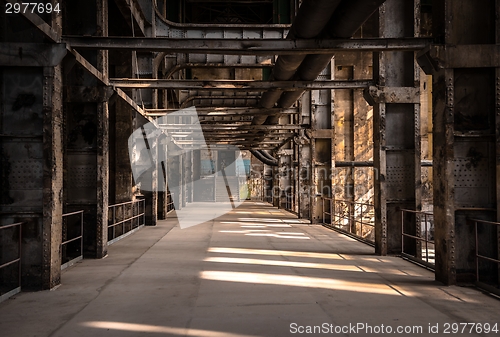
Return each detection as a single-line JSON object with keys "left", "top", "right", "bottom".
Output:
{"left": 159, "top": 124, "right": 300, "bottom": 130}
{"left": 183, "top": 0, "right": 273, "bottom": 3}
{"left": 200, "top": 119, "right": 253, "bottom": 123}
{"left": 186, "top": 140, "right": 281, "bottom": 146}
{"left": 197, "top": 132, "right": 296, "bottom": 138}
{"left": 180, "top": 95, "right": 260, "bottom": 108}
{"left": 333, "top": 161, "right": 433, "bottom": 167}
{"left": 202, "top": 132, "right": 294, "bottom": 137}
{"left": 110, "top": 79, "right": 373, "bottom": 90}
{"left": 62, "top": 36, "right": 432, "bottom": 54}
{"left": 177, "top": 138, "right": 286, "bottom": 142}
{"left": 200, "top": 120, "right": 252, "bottom": 124}
{"left": 335, "top": 161, "right": 374, "bottom": 167}
{"left": 146, "top": 107, "right": 296, "bottom": 116}
{"left": 202, "top": 133, "right": 293, "bottom": 138}
{"left": 164, "top": 62, "right": 273, "bottom": 79}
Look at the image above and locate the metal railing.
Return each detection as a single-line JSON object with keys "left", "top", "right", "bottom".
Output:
{"left": 322, "top": 198, "right": 375, "bottom": 245}
{"left": 285, "top": 192, "right": 295, "bottom": 213}
{"left": 401, "top": 209, "right": 435, "bottom": 269}
{"left": 264, "top": 191, "right": 273, "bottom": 204}
{"left": 108, "top": 199, "right": 146, "bottom": 245}
{"left": 0, "top": 222, "right": 22, "bottom": 302}
{"left": 469, "top": 218, "right": 500, "bottom": 296}
{"left": 61, "top": 210, "right": 84, "bottom": 270}
{"left": 167, "top": 191, "right": 175, "bottom": 214}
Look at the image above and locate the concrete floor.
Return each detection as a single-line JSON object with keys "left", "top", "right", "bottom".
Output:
{"left": 1, "top": 201, "right": 500, "bottom": 337}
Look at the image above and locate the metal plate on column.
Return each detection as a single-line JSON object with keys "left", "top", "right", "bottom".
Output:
{"left": 453, "top": 140, "right": 494, "bottom": 207}
{"left": 66, "top": 153, "right": 97, "bottom": 203}
{"left": 386, "top": 151, "right": 416, "bottom": 200}
{"left": 0, "top": 141, "right": 43, "bottom": 211}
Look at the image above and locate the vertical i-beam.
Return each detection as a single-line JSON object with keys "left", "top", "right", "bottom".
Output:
{"left": 95, "top": 0, "right": 109, "bottom": 257}
{"left": 424, "top": 0, "right": 499, "bottom": 285}
{"left": 373, "top": 0, "right": 421, "bottom": 255}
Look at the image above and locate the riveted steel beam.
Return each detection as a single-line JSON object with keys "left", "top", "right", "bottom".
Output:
{"left": 364, "top": 86, "right": 421, "bottom": 105}
{"left": 159, "top": 124, "right": 300, "bottom": 130}
{"left": 62, "top": 36, "right": 431, "bottom": 54}
{"left": 180, "top": 95, "right": 261, "bottom": 109}
{"left": 110, "top": 79, "right": 373, "bottom": 90}
{"left": 146, "top": 107, "right": 296, "bottom": 116}
{"left": 164, "top": 63, "right": 274, "bottom": 79}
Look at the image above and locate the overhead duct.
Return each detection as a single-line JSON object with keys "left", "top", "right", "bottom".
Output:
{"left": 260, "top": 150, "right": 278, "bottom": 162}
{"left": 277, "top": 0, "right": 387, "bottom": 109}
{"left": 252, "top": 0, "right": 387, "bottom": 159}
{"left": 250, "top": 150, "right": 279, "bottom": 166}
{"left": 256, "top": 0, "right": 343, "bottom": 119}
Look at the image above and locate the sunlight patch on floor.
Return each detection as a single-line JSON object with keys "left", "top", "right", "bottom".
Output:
{"left": 204, "top": 257, "right": 364, "bottom": 272}
{"left": 208, "top": 247, "right": 344, "bottom": 260}
{"left": 200, "top": 271, "right": 399, "bottom": 296}
{"left": 81, "top": 321, "right": 261, "bottom": 337}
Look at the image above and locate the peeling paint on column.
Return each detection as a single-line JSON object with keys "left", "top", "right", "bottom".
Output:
{"left": 42, "top": 65, "right": 63, "bottom": 290}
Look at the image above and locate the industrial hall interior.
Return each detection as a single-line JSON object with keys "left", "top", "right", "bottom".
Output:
{"left": 1, "top": 0, "right": 500, "bottom": 336}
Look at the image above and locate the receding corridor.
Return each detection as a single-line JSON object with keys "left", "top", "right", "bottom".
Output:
{"left": 1, "top": 202, "right": 499, "bottom": 337}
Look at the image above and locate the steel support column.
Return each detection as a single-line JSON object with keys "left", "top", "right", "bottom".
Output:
{"left": 310, "top": 65, "right": 334, "bottom": 223}
{"left": 497, "top": 0, "right": 500, "bottom": 287}
{"left": 110, "top": 98, "right": 134, "bottom": 204}
{"left": 95, "top": 0, "right": 109, "bottom": 257}
{"left": 419, "top": 0, "right": 499, "bottom": 285}
{"left": 298, "top": 136, "right": 312, "bottom": 220}
{"left": 372, "top": 0, "right": 421, "bottom": 255}
{"left": 41, "top": 65, "right": 64, "bottom": 289}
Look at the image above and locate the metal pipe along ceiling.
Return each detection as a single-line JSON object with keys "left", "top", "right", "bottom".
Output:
{"left": 258, "top": 0, "right": 343, "bottom": 111}
{"left": 260, "top": 150, "right": 278, "bottom": 162}
{"left": 252, "top": 0, "right": 343, "bottom": 161}
{"left": 253, "top": 0, "right": 386, "bottom": 161}
{"left": 277, "top": 0, "right": 387, "bottom": 109}
{"left": 250, "top": 150, "right": 278, "bottom": 166}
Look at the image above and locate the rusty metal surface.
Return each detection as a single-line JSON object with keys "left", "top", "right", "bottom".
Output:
{"left": 0, "top": 43, "right": 67, "bottom": 67}
{"left": 62, "top": 36, "right": 431, "bottom": 54}
{"left": 110, "top": 79, "right": 373, "bottom": 90}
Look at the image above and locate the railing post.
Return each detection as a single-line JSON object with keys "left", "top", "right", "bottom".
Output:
{"left": 80, "top": 212, "right": 84, "bottom": 259}
{"left": 401, "top": 210, "right": 405, "bottom": 256}
{"left": 362, "top": 204, "right": 364, "bottom": 237}
{"left": 425, "top": 214, "right": 429, "bottom": 263}
{"left": 143, "top": 199, "right": 146, "bottom": 226}
{"left": 18, "top": 224, "right": 22, "bottom": 293}
{"left": 475, "top": 221, "right": 479, "bottom": 283}
{"left": 329, "top": 198, "right": 331, "bottom": 224}
{"left": 322, "top": 198, "right": 325, "bottom": 224}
